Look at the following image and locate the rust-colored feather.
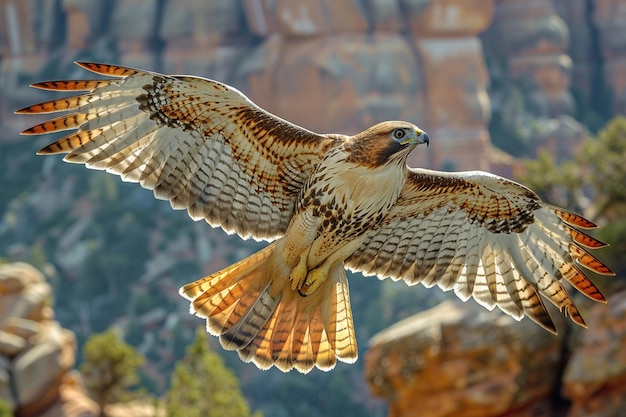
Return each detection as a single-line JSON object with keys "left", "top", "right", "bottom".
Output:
{"left": 563, "top": 224, "right": 608, "bottom": 248}
{"left": 75, "top": 61, "right": 139, "bottom": 77}
{"left": 22, "top": 113, "right": 92, "bottom": 135}
{"left": 36, "top": 129, "right": 105, "bottom": 155}
{"left": 555, "top": 208, "right": 598, "bottom": 229}
{"left": 565, "top": 266, "right": 607, "bottom": 302}
{"left": 15, "top": 94, "right": 88, "bottom": 114}
{"left": 569, "top": 243, "right": 615, "bottom": 276}
{"left": 30, "top": 79, "right": 114, "bottom": 91}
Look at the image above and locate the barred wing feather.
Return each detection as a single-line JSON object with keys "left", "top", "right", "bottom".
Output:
{"left": 346, "top": 169, "right": 614, "bottom": 333}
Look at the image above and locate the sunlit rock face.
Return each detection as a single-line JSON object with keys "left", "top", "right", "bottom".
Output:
{"left": 0, "top": 263, "right": 99, "bottom": 417}
{"left": 365, "top": 299, "right": 565, "bottom": 417}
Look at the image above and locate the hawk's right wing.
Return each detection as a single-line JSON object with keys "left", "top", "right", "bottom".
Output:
{"left": 18, "top": 62, "right": 339, "bottom": 241}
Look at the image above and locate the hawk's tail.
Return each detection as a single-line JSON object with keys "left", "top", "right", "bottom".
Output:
{"left": 179, "top": 241, "right": 358, "bottom": 373}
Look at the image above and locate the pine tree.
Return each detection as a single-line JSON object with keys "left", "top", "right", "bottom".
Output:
{"left": 80, "top": 328, "right": 145, "bottom": 416}
{"left": 165, "top": 328, "right": 261, "bottom": 417}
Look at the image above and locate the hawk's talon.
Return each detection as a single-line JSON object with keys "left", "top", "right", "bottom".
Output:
{"left": 299, "top": 265, "right": 329, "bottom": 296}
{"left": 289, "top": 253, "right": 308, "bottom": 291}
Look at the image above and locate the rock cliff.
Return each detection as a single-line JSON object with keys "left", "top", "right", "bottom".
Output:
{"left": 365, "top": 284, "right": 626, "bottom": 417}
{"left": 2, "top": 0, "right": 623, "bottom": 169}
{"left": 0, "top": 263, "right": 98, "bottom": 417}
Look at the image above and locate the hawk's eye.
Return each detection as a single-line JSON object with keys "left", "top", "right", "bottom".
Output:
{"left": 393, "top": 129, "right": 406, "bottom": 140}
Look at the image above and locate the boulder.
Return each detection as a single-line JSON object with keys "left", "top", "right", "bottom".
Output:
{"left": 365, "top": 299, "right": 565, "bottom": 417}
{"left": 37, "top": 372, "right": 100, "bottom": 417}
{"left": 485, "top": 0, "right": 574, "bottom": 118}
{"left": 0, "top": 330, "right": 26, "bottom": 357}
{"left": 14, "top": 321, "right": 76, "bottom": 413}
{"left": 0, "top": 263, "right": 50, "bottom": 325}
{"left": 494, "top": 9, "right": 569, "bottom": 57}
{"left": 562, "top": 288, "right": 626, "bottom": 417}
{"left": 104, "top": 400, "right": 159, "bottom": 417}
{"left": 0, "top": 263, "right": 91, "bottom": 417}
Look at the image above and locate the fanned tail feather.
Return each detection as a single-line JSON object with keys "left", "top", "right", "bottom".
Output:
{"left": 179, "top": 241, "right": 358, "bottom": 373}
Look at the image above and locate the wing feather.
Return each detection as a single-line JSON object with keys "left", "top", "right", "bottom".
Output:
{"left": 347, "top": 168, "right": 613, "bottom": 332}
{"left": 20, "top": 62, "right": 339, "bottom": 241}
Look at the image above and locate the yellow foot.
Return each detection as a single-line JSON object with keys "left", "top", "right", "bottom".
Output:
{"left": 289, "top": 253, "right": 308, "bottom": 291}
{"left": 299, "top": 265, "right": 330, "bottom": 296}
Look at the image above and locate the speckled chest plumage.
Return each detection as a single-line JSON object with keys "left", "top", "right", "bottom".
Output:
{"left": 295, "top": 145, "right": 407, "bottom": 254}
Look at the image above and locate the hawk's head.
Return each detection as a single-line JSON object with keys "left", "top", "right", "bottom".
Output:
{"left": 346, "top": 121, "right": 429, "bottom": 167}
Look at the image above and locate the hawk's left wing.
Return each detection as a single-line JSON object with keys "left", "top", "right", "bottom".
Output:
{"left": 346, "top": 168, "right": 614, "bottom": 333}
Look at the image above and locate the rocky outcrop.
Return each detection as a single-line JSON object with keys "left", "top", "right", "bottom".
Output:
{"left": 0, "top": 263, "right": 98, "bottom": 417}
{"left": 0, "top": 0, "right": 497, "bottom": 173}
{"left": 592, "top": 0, "right": 626, "bottom": 115}
{"left": 485, "top": 0, "right": 574, "bottom": 117}
{"left": 562, "top": 287, "right": 626, "bottom": 417}
{"left": 365, "top": 286, "right": 626, "bottom": 417}
{"left": 2, "top": 0, "right": 626, "bottom": 162}
{"left": 365, "top": 299, "right": 565, "bottom": 417}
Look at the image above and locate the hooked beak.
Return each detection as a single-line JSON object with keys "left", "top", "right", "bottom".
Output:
{"left": 403, "top": 129, "right": 429, "bottom": 147}
{"left": 419, "top": 131, "right": 430, "bottom": 147}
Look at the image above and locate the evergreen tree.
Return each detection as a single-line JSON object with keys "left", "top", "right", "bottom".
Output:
{"left": 165, "top": 327, "right": 261, "bottom": 417}
{"left": 582, "top": 115, "right": 626, "bottom": 215}
{"left": 80, "top": 328, "right": 145, "bottom": 416}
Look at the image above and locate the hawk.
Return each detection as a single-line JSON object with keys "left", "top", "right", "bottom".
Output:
{"left": 18, "top": 62, "right": 613, "bottom": 374}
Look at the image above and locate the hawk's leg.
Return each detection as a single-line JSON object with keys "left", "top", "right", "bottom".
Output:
{"left": 289, "top": 250, "right": 310, "bottom": 291}
{"left": 299, "top": 262, "right": 333, "bottom": 295}
{"left": 299, "top": 239, "right": 365, "bottom": 296}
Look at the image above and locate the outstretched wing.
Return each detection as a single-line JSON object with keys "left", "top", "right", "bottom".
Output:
{"left": 346, "top": 168, "right": 614, "bottom": 333}
{"left": 17, "top": 62, "right": 338, "bottom": 241}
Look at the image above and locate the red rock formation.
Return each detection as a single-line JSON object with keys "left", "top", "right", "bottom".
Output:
{"left": 366, "top": 285, "right": 626, "bottom": 417}
{"left": 553, "top": 0, "right": 595, "bottom": 103}
{"left": 365, "top": 299, "right": 566, "bottom": 417}
{"left": 0, "top": 263, "right": 99, "bottom": 417}
{"left": 485, "top": 0, "right": 574, "bottom": 117}
{"left": 593, "top": 0, "right": 626, "bottom": 114}
{"left": 562, "top": 287, "right": 626, "bottom": 417}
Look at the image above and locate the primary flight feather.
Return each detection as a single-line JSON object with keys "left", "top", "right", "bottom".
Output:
{"left": 18, "top": 62, "right": 614, "bottom": 373}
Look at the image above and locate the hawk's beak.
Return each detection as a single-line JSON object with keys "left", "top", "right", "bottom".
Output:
{"left": 400, "top": 129, "right": 429, "bottom": 147}
{"left": 409, "top": 130, "right": 429, "bottom": 147}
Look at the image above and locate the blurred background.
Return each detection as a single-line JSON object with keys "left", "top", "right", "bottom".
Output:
{"left": 1, "top": 1, "right": 625, "bottom": 417}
